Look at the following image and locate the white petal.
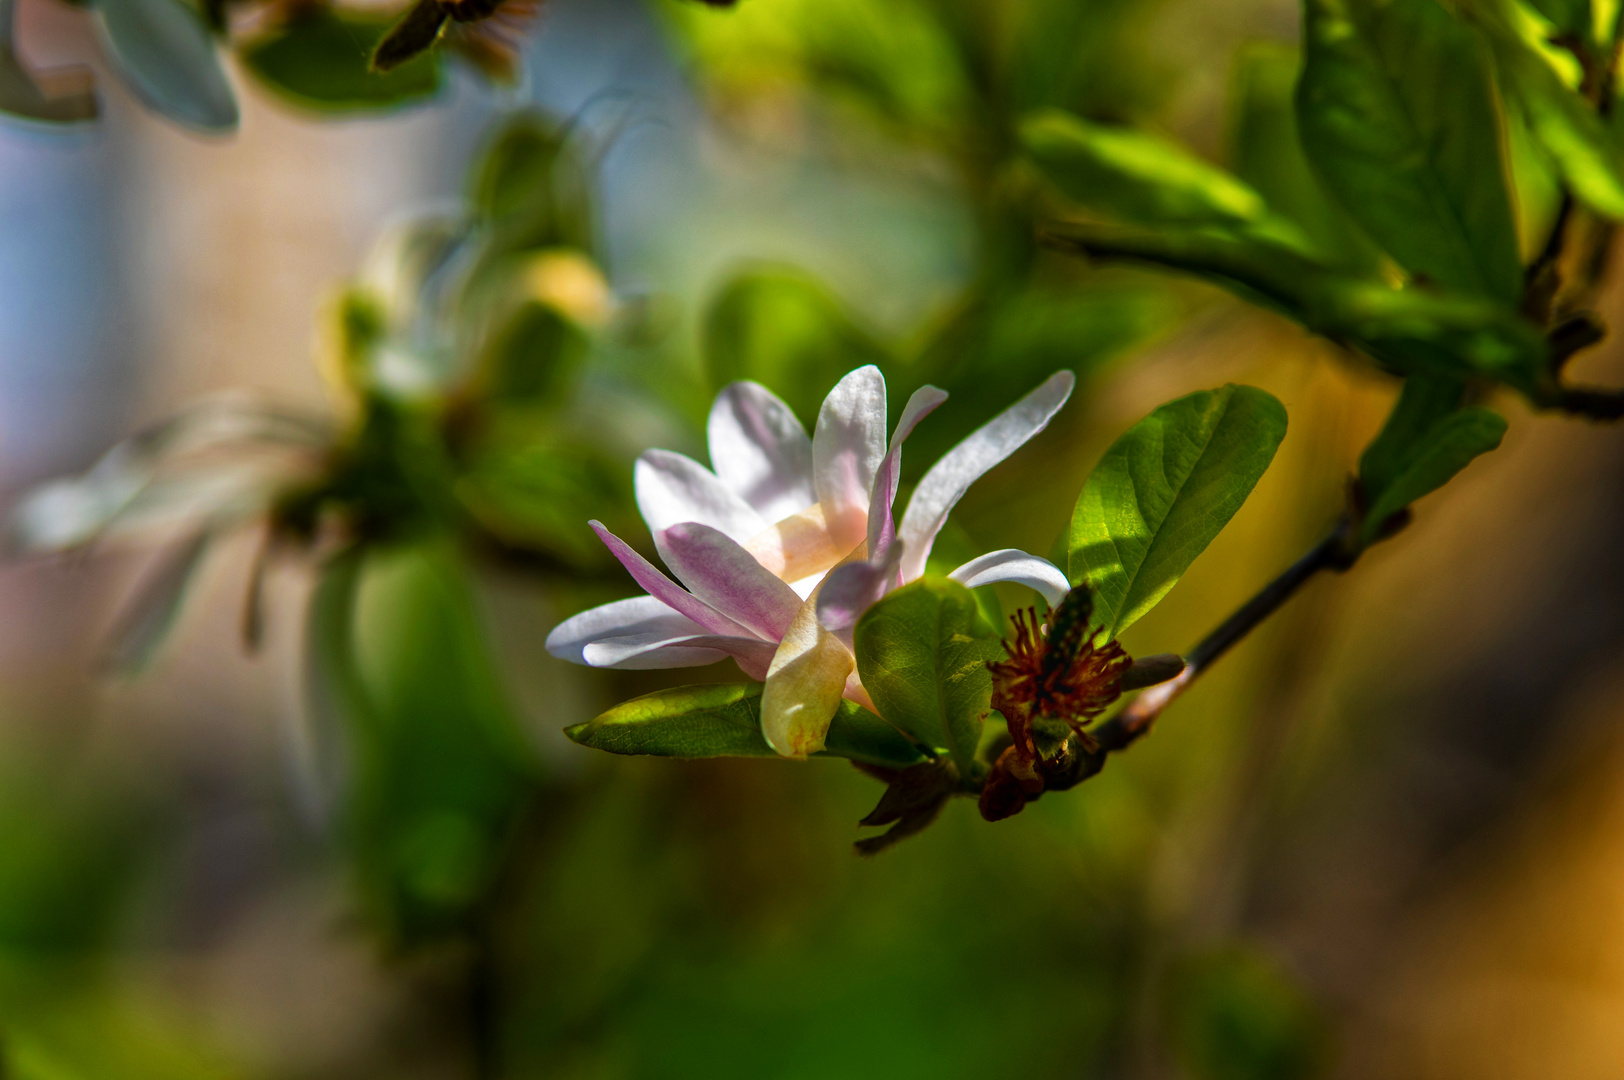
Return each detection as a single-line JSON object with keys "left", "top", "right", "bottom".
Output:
{"left": 545, "top": 595, "right": 705, "bottom": 665}
{"left": 947, "top": 550, "right": 1070, "bottom": 607}
{"left": 816, "top": 539, "right": 906, "bottom": 639}
{"left": 635, "top": 449, "right": 767, "bottom": 548}
{"left": 899, "top": 371, "right": 1075, "bottom": 583}
{"left": 589, "top": 522, "right": 756, "bottom": 638}
{"left": 582, "top": 632, "right": 777, "bottom": 678}
{"left": 867, "top": 385, "right": 947, "bottom": 556}
{"left": 707, "top": 382, "right": 816, "bottom": 522}
{"left": 813, "top": 365, "right": 887, "bottom": 551}
{"left": 659, "top": 522, "right": 803, "bottom": 640}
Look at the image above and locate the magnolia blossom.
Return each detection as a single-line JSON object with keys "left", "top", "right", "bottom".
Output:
{"left": 546, "top": 366, "right": 1076, "bottom": 758}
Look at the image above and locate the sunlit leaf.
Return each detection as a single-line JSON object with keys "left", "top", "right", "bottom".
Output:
{"left": 96, "top": 0, "right": 237, "bottom": 131}
{"left": 1020, "top": 108, "right": 1275, "bottom": 229}
{"left": 852, "top": 578, "right": 1000, "bottom": 780}
{"left": 240, "top": 7, "right": 442, "bottom": 113}
{"left": 1297, "top": 0, "right": 1520, "bottom": 302}
{"left": 566, "top": 683, "right": 929, "bottom": 769}
{"left": 1481, "top": 16, "right": 1624, "bottom": 219}
{"left": 1522, "top": 0, "right": 1591, "bottom": 40}
{"left": 1069, "top": 385, "right": 1287, "bottom": 638}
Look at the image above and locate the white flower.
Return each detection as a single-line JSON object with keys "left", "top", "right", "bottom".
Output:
{"left": 546, "top": 366, "right": 1075, "bottom": 757}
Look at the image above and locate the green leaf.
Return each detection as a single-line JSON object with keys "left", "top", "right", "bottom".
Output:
{"left": 239, "top": 7, "right": 441, "bottom": 113}
{"left": 1357, "top": 373, "right": 1465, "bottom": 498}
{"left": 96, "top": 0, "right": 237, "bottom": 131}
{"left": 343, "top": 541, "right": 538, "bottom": 944}
{"left": 1229, "top": 42, "right": 1383, "bottom": 272}
{"left": 1481, "top": 17, "right": 1624, "bottom": 219}
{"left": 703, "top": 268, "right": 893, "bottom": 428}
{"left": 1359, "top": 405, "right": 1506, "bottom": 543}
{"left": 1522, "top": 0, "right": 1591, "bottom": 40}
{"left": 1020, "top": 108, "right": 1277, "bottom": 229}
{"left": 852, "top": 578, "right": 1001, "bottom": 779}
{"left": 565, "top": 683, "right": 928, "bottom": 769}
{"left": 1069, "top": 385, "right": 1288, "bottom": 638}
{"left": 1297, "top": 0, "right": 1521, "bottom": 303}
{"left": 1043, "top": 224, "right": 1549, "bottom": 393}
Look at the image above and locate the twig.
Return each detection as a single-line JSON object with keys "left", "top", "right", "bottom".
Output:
{"left": 1049, "top": 522, "right": 1357, "bottom": 790}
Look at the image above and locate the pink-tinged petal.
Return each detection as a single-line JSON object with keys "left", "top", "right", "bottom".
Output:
{"left": 866, "top": 385, "right": 948, "bottom": 556}
{"left": 815, "top": 539, "right": 906, "bottom": 641}
{"left": 583, "top": 632, "right": 776, "bottom": 678}
{"left": 760, "top": 592, "right": 855, "bottom": 759}
{"left": 635, "top": 449, "right": 767, "bottom": 548}
{"left": 590, "top": 521, "right": 755, "bottom": 639}
{"left": 947, "top": 549, "right": 1070, "bottom": 607}
{"left": 660, "top": 521, "right": 803, "bottom": 640}
{"left": 707, "top": 382, "right": 816, "bottom": 522}
{"left": 898, "top": 371, "right": 1075, "bottom": 583}
{"left": 813, "top": 365, "right": 887, "bottom": 551}
{"left": 545, "top": 595, "right": 705, "bottom": 665}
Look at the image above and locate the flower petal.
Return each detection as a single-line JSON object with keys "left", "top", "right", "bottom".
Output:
{"left": 635, "top": 449, "right": 767, "bottom": 548}
{"left": 583, "top": 631, "right": 776, "bottom": 678}
{"left": 760, "top": 595, "right": 855, "bottom": 759}
{"left": 866, "top": 385, "right": 948, "bottom": 557}
{"left": 898, "top": 371, "right": 1075, "bottom": 583}
{"left": 660, "top": 521, "right": 804, "bottom": 640}
{"left": 545, "top": 594, "right": 704, "bottom": 665}
{"left": 947, "top": 549, "right": 1070, "bottom": 607}
{"left": 589, "top": 521, "right": 756, "bottom": 638}
{"left": 707, "top": 381, "right": 816, "bottom": 522}
{"left": 813, "top": 365, "right": 887, "bottom": 551}
{"left": 815, "top": 538, "right": 906, "bottom": 640}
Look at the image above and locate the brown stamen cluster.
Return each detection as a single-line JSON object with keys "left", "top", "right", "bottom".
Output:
{"left": 981, "top": 589, "right": 1131, "bottom": 821}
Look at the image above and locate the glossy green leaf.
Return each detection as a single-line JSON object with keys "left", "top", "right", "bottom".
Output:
{"left": 1482, "top": 18, "right": 1624, "bottom": 219}
{"left": 1297, "top": 0, "right": 1520, "bottom": 303}
{"left": 1020, "top": 108, "right": 1274, "bottom": 228}
{"left": 96, "top": 0, "right": 237, "bottom": 131}
{"left": 1230, "top": 42, "right": 1382, "bottom": 272}
{"left": 852, "top": 578, "right": 1001, "bottom": 779}
{"left": 239, "top": 8, "right": 441, "bottom": 113}
{"left": 566, "top": 683, "right": 928, "bottom": 769}
{"left": 703, "top": 269, "right": 892, "bottom": 428}
{"left": 1070, "top": 385, "right": 1288, "bottom": 638}
{"left": 1359, "top": 406, "right": 1506, "bottom": 543}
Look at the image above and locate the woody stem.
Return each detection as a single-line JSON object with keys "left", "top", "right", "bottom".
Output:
{"left": 1055, "top": 521, "right": 1356, "bottom": 786}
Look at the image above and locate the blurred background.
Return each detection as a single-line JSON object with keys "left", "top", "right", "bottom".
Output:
{"left": 2, "top": 0, "right": 1624, "bottom": 1076}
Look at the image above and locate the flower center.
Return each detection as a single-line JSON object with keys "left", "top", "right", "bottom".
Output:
{"left": 742, "top": 503, "right": 846, "bottom": 586}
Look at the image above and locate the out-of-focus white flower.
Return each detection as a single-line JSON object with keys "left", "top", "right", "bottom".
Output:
{"left": 546, "top": 365, "right": 1075, "bottom": 758}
